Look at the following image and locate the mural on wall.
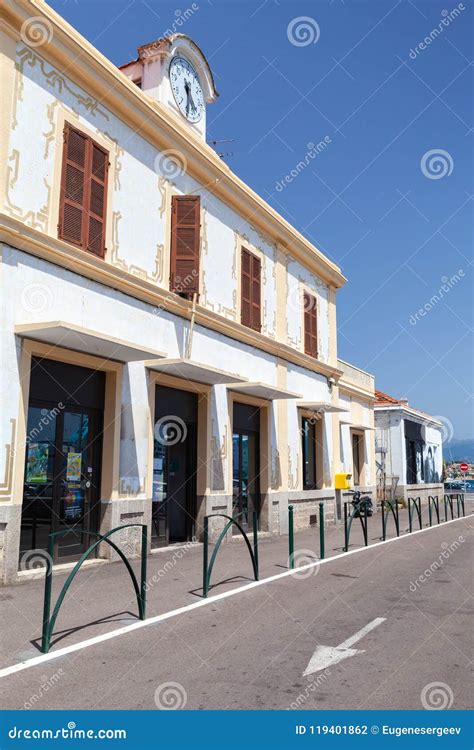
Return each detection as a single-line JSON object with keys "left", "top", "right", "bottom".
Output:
{"left": 424, "top": 445, "right": 440, "bottom": 484}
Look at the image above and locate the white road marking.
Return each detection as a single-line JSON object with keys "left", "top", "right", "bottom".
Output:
{"left": 303, "top": 617, "right": 386, "bottom": 676}
{"left": 0, "top": 514, "right": 468, "bottom": 679}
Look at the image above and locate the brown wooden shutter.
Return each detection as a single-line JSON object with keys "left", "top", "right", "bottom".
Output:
{"left": 304, "top": 292, "right": 318, "bottom": 358}
{"left": 241, "top": 248, "right": 261, "bottom": 332}
{"left": 251, "top": 253, "right": 261, "bottom": 332}
{"left": 59, "top": 126, "right": 87, "bottom": 247}
{"left": 170, "top": 195, "right": 200, "bottom": 299}
{"left": 58, "top": 123, "right": 109, "bottom": 258}
{"left": 87, "top": 142, "right": 109, "bottom": 257}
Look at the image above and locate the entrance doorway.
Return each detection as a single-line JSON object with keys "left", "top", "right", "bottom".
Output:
{"left": 232, "top": 402, "right": 260, "bottom": 532}
{"left": 19, "top": 358, "right": 104, "bottom": 566}
{"left": 152, "top": 386, "right": 197, "bottom": 547}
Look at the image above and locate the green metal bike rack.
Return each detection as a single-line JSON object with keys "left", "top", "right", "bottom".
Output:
{"left": 381, "top": 499, "right": 400, "bottom": 541}
{"left": 343, "top": 500, "right": 368, "bottom": 553}
{"left": 428, "top": 495, "right": 440, "bottom": 526}
{"left": 319, "top": 501, "right": 325, "bottom": 560}
{"left": 408, "top": 496, "right": 422, "bottom": 532}
{"left": 444, "top": 494, "right": 454, "bottom": 522}
{"left": 456, "top": 493, "right": 465, "bottom": 518}
{"left": 202, "top": 512, "right": 259, "bottom": 598}
{"left": 40, "top": 524, "right": 148, "bottom": 654}
{"left": 288, "top": 505, "right": 295, "bottom": 569}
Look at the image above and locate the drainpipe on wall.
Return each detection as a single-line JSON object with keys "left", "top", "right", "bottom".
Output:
{"left": 185, "top": 292, "right": 198, "bottom": 359}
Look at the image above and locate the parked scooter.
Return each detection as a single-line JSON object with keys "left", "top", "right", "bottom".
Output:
{"left": 348, "top": 489, "right": 373, "bottom": 517}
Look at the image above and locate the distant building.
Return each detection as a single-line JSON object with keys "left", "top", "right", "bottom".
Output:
{"left": 374, "top": 391, "right": 443, "bottom": 504}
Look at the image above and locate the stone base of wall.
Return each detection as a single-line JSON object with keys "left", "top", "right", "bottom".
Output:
{"left": 0, "top": 486, "right": 378, "bottom": 584}
{"left": 396, "top": 484, "right": 444, "bottom": 506}
{"left": 287, "top": 490, "right": 337, "bottom": 531}
{"left": 0, "top": 502, "right": 22, "bottom": 585}
{"left": 99, "top": 497, "right": 148, "bottom": 561}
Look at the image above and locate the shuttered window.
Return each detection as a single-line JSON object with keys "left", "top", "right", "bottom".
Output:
{"left": 170, "top": 195, "right": 200, "bottom": 299}
{"left": 58, "top": 123, "right": 109, "bottom": 257}
{"left": 241, "top": 248, "right": 261, "bottom": 332}
{"left": 304, "top": 291, "right": 318, "bottom": 358}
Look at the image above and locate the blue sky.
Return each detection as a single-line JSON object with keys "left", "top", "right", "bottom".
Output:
{"left": 50, "top": 0, "right": 473, "bottom": 439}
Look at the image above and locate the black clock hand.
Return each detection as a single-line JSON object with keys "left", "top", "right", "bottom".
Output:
{"left": 184, "top": 80, "right": 197, "bottom": 114}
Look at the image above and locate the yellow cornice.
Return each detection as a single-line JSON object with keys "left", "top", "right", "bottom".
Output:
{"left": 338, "top": 380, "right": 376, "bottom": 402}
{"left": 1, "top": 0, "right": 346, "bottom": 289}
{"left": 0, "top": 214, "right": 343, "bottom": 381}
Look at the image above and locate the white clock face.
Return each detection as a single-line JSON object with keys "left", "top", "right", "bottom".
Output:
{"left": 169, "top": 56, "right": 205, "bottom": 123}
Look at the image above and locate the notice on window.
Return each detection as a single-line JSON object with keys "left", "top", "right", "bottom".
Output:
{"left": 66, "top": 452, "right": 82, "bottom": 482}
{"left": 25, "top": 443, "right": 49, "bottom": 483}
{"left": 64, "top": 488, "right": 83, "bottom": 520}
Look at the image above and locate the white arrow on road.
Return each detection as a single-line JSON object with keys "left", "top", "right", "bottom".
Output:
{"left": 303, "top": 617, "right": 386, "bottom": 676}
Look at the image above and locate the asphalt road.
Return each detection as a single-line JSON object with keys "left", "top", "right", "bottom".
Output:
{"left": 1, "top": 517, "right": 472, "bottom": 711}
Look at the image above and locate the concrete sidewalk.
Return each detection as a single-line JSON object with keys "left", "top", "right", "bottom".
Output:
{"left": 1, "top": 502, "right": 470, "bottom": 671}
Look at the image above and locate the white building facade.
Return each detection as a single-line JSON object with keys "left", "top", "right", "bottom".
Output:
{"left": 0, "top": 0, "right": 375, "bottom": 583}
{"left": 374, "top": 391, "right": 443, "bottom": 504}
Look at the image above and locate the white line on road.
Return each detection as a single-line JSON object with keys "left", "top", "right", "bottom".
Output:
{"left": 0, "top": 514, "right": 469, "bottom": 679}
{"left": 303, "top": 617, "right": 386, "bottom": 675}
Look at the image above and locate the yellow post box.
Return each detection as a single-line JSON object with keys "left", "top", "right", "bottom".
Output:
{"left": 335, "top": 473, "right": 352, "bottom": 490}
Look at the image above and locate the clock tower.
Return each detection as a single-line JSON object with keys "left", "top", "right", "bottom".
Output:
{"left": 119, "top": 34, "right": 218, "bottom": 140}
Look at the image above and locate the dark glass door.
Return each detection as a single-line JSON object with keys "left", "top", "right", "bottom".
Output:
{"left": 151, "top": 423, "right": 197, "bottom": 548}
{"left": 232, "top": 430, "right": 260, "bottom": 532}
{"left": 20, "top": 402, "right": 102, "bottom": 565}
